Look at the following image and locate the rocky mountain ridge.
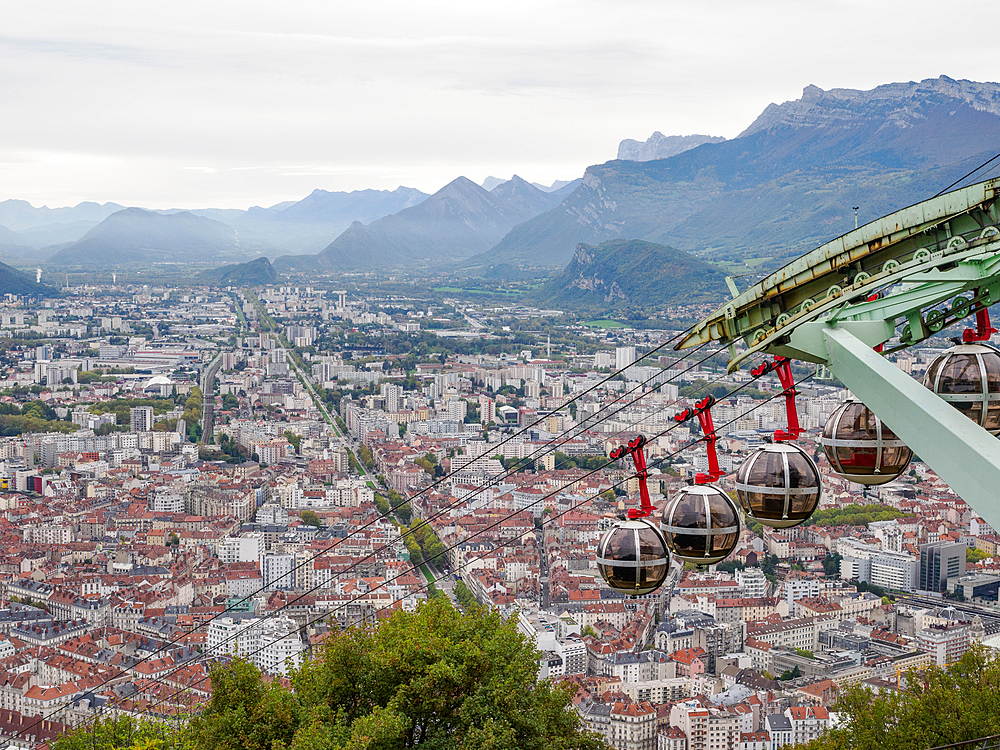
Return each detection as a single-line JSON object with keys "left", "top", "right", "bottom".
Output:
{"left": 473, "top": 75, "right": 1000, "bottom": 269}
{"left": 741, "top": 76, "right": 1000, "bottom": 136}
{"left": 617, "top": 132, "right": 725, "bottom": 162}
{"left": 529, "top": 238, "right": 727, "bottom": 309}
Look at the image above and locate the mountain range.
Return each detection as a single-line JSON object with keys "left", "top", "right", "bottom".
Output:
{"left": 275, "top": 175, "right": 580, "bottom": 272}
{"left": 472, "top": 76, "right": 1000, "bottom": 269}
{"left": 0, "top": 188, "right": 436, "bottom": 266}
{"left": 616, "top": 133, "right": 726, "bottom": 162}
{"left": 2, "top": 75, "right": 998, "bottom": 280}
{"left": 46, "top": 208, "right": 249, "bottom": 267}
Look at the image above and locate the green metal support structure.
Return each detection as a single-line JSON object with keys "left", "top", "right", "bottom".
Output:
{"left": 681, "top": 175, "right": 1000, "bottom": 529}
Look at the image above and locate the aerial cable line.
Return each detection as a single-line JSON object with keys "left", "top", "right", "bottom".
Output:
{"left": 82, "top": 363, "right": 794, "bottom": 729}
{"left": 222, "top": 336, "right": 717, "bottom": 605}
{"left": 11, "top": 337, "right": 723, "bottom": 735}
{"left": 934, "top": 149, "right": 1000, "bottom": 197}
{"left": 365, "top": 371, "right": 819, "bottom": 622}
{"left": 53, "top": 356, "right": 756, "bottom": 730}
{"left": 111, "top": 369, "right": 816, "bottom": 727}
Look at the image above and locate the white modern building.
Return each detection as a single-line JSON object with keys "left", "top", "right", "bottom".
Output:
{"left": 205, "top": 616, "right": 305, "bottom": 676}
{"left": 261, "top": 552, "right": 296, "bottom": 590}
{"left": 218, "top": 534, "right": 263, "bottom": 565}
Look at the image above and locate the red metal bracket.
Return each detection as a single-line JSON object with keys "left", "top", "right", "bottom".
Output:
{"left": 963, "top": 289, "right": 997, "bottom": 343}
{"left": 772, "top": 357, "right": 803, "bottom": 442}
{"left": 750, "top": 356, "right": 803, "bottom": 442}
{"left": 693, "top": 395, "right": 722, "bottom": 484}
{"left": 671, "top": 395, "right": 723, "bottom": 485}
{"left": 610, "top": 435, "right": 654, "bottom": 519}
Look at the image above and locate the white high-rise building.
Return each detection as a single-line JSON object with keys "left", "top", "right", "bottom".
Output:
{"left": 736, "top": 567, "right": 768, "bottom": 599}
{"left": 130, "top": 406, "right": 154, "bottom": 433}
{"left": 205, "top": 616, "right": 305, "bottom": 676}
{"left": 615, "top": 346, "right": 637, "bottom": 371}
{"left": 151, "top": 491, "right": 183, "bottom": 514}
{"left": 380, "top": 383, "right": 402, "bottom": 414}
{"left": 446, "top": 399, "right": 468, "bottom": 422}
{"left": 479, "top": 395, "right": 496, "bottom": 426}
{"left": 261, "top": 552, "right": 296, "bottom": 590}
{"left": 219, "top": 534, "right": 263, "bottom": 565}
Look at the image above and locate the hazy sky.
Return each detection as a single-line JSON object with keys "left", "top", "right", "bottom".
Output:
{"left": 2, "top": 1, "right": 997, "bottom": 209}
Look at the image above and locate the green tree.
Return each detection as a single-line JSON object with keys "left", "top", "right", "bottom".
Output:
{"left": 283, "top": 431, "right": 302, "bottom": 454}
{"left": 822, "top": 552, "right": 843, "bottom": 578}
{"left": 300, "top": 510, "right": 322, "bottom": 529}
{"left": 288, "top": 597, "right": 605, "bottom": 749}
{"left": 453, "top": 579, "right": 479, "bottom": 611}
{"left": 185, "top": 658, "right": 299, "bottom": 750}
{"left": 803, "top": 644, "right": 1000, "bottom": 750}
{"left": 967, "top": 547, "right": 988, "bottom": 563}
{"left": 357, "top": 444, "right": 374, "bottom": 472}
{"left": 53, "top": 715, "right": 181, "bottom": 750}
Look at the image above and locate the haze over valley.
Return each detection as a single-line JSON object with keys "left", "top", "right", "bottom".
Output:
{"left": 3, "top": 76, "right": 1000, "bottom": 316}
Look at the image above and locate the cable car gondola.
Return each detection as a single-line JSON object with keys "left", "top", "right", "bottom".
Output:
{"left": 922, "top": 342, "right": 1000, "bottom": 434}
{"left": 595, "top": 518, "right": 670, "bottom": 596}
{"left": 734, "top": 442, "right": 821, "bottom": 528}
{"left": 821, "top": 399, "right": 912, "bottom": 485}
{"left": 596, "top": 435, "right": 671, "bottom": 595}
{"left": 660, "top": 484, "right": 741, "bottom": 565}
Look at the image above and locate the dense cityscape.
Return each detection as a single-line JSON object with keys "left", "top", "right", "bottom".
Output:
{"left": 0, "top": 279, "right": 992, "bottom": 749}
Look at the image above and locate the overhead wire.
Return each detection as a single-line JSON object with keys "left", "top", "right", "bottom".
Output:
{"left": 11, "top": 336, "right": 728, "bottom": 734}
{"left": 934, "top": 150, "right": 1000, "bottom": 197}
{"left": 364, "top": 369, "right": 819, "bottom": 623}
{"left": 85, "top": 361, "right": 800, "bottom": 726}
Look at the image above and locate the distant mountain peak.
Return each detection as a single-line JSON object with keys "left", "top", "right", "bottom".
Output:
{"left": 196, "top": 256, "right": 277, "bottom": 286}
{"left": 617, "top": 133, "right": 726, "bottom": 162}
{"left": 482, "top": 176, "right": 508, "bottom": 190}
{"left": 739, "top": 76, "right": 1000, "bottom": 137}
{"left": 313, "top": 171, "right": 571, "bottom": 270}
{"left": 531, "top": 238, "right": 726, "bottom": 308}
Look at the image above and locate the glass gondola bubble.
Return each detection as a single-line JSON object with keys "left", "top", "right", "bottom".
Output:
{"left": 821, "top": 399, "right": 912, "bottom": 485}
{"left": 922, "top": 343, "right": 1000, "bottom": 434}
{"left": 660, "top": 484, "right": 740, "bottom": 565}
{"left": 734, "top": 442, "right": 821, "bottom": 528}
{"left": 595, "top": 518, "right": 670, "bottom": 596}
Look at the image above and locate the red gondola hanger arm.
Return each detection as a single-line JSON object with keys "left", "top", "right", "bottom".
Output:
{"left": 609, "top": 435, "right": 655, "bottom": 519}
{"left": 694, "top": 395, "right": 722, "bottom": 484}
{"left": 868, "top": 293, "right": 885, "bottom": 353}
{"left": 772, "top": 356, "right": 803, "bottom": 442}
{"left": 671, "top": 395, "right": 723, "bottom": 485}
{"left": 963, "top": 288, "right": 997, "bottom": 343}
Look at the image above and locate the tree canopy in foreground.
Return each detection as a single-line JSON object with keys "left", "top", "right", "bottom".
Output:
{"left": 55, "top": 596, "right": 606, "bottom": 750}
{"left": 804, "top": 643, "right": 1000, "bottom": 750}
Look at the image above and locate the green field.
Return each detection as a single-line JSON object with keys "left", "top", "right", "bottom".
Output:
{"left": 584, "top": 319, "right": 627, "bottom": 328}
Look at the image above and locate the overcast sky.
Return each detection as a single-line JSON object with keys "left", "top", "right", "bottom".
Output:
{"left": 2, "top": 1, "right": 997, "bottom": 209}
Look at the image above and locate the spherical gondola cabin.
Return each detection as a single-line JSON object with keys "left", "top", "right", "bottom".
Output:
{"left": 922, "top": 343, "right": 1000, "bottom": 434}
{"left": 595, "top": 518, "right": 670, "bottom": 596}
{"left": 660, "top": 484, "right": 740, "bottom": 565}
{"left": 821, "top": 399, "right": 912, "bottom": 485}
{"left": 734, "top": 442, "right": 821, "bottom": 529}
